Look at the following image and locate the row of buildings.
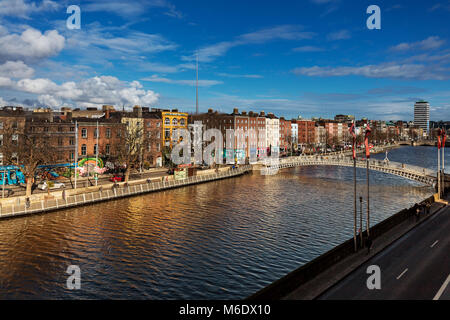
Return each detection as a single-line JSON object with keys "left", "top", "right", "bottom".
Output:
{"left": 0, "top": 103, "right": 434, "bottom": 167}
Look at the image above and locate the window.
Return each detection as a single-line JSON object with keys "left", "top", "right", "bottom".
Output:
{"left": 0, "top": 122, "right": 3, "bottom": 129}
{"left": 147, "top": 144, "right": 152, "bottom": 152}
{"left": 94, "top": 128, "right": 98, "bottom": 138}
{"left": 0, "top": 134, "right": 2, "bottom": 146}
{"left": 165, "top": 118, "right": 170, "bottom": 125}
{"left": 81, "top": 128, "right": 87, "bottom": 138}
{"left": 70, "top": 152, "right": 74, "bottom": 160}
{"left": 157, "top": 131, "right": 160, "bottom": 139}
{"left": 58, "top": 126, "right": 63, "bottom": 132}
{"left": 106, "top": 128, "right": 111, "bottom": 138}
{"left": 172, "top": 118, "right": 178, "bottom": 125}
{"left": 69, "top": 137, "right": 75, "bottom": 145}
{"left": 94, "top": 144, "right": 98, "bottom": 155}
{"left": 106, "top": 144, "right": 110, "bottom": 155}
{"left": 70, "top": 126, "right": 75, "bottom": 132}
{"left": 180, "top": 119, "right": 185, "bottom": 126}
{"left": 12, "top": 121, "right": 18, "bottom": 129}
{"left": 44, "top": 126, "right": 48, "bottom": 132}
{"left": 157, "top": 122, "right": 161, "bottom": 127}
{"left": 164, "top": 129, "right": 170, "bottom": 139}
{"left": 58, "top": 137, "right": 63, "bottom": 146}
{"left": 157, "top": 143, "right": 160, "bottom": 152}
{"left": 146, "top": 121, "right": 152, "bottom": 128}
{"left": 81, "top": 144, "right": 87, "bottom": 156}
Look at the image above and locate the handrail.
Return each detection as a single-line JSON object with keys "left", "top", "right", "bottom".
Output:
{"left": 0, "top": 166, "right": 251, "bottom": 219}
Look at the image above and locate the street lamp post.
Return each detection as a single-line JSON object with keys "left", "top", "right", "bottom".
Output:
{"left": 74, "top": 120, "right": 78, "bottom": 189}
{"left": 359, "top": 196, "right": 363, "bottom": 248}
{"left": 95, "top": 121, "right": 99, "bottom": 186}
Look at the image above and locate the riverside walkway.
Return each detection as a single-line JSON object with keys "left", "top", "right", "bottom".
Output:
{"left": 0, "top": 165, "right": 251, "bottom": 220}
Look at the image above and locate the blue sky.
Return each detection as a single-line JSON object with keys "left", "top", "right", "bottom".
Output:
{"left": 0, "top": 0, "right": 449, "bottom": 121}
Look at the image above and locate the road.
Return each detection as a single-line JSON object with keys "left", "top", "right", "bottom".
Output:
{"left": 319, "top": 200, "right": 450, "bottom": 300}
{"left": 0, "top": 170, "right": 169, "bottom": 198}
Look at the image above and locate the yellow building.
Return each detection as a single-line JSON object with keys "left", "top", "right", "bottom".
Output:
{"left": 161, "top": 110, "right": 188, "bottom": 148}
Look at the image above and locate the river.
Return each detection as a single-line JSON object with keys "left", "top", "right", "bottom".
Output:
{"left": 0, "top": 146, "right": 447, "bottom": 299}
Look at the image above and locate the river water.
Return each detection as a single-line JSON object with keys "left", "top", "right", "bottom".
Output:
{"left": 0, "top": 146, "right": 447, "bottom": 299}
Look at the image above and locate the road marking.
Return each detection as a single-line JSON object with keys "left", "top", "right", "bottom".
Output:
{"left": 430, "top": 240, "right": 439, "bottom": 248}
{"left": 397, "top": 268, "right": 408, "bottom": 280}
{"left": 433, "top": 274, "right": 450, "bottom": 300}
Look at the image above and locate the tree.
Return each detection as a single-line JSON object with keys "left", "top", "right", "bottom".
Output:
{"left": 112, "top": 122, "right": 147, "bottom": 183}
{"left": 2, "top": 121, "right": 58, "bottom": 197}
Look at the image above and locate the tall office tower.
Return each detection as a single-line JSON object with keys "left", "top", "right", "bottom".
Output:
{"left": 414, "top": 101, "right": 430, "bottom": 135}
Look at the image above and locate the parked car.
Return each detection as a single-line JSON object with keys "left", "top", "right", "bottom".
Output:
{"left": 37, "top": 181, "right": 65, "bottom": 190}
{"left": 109, "top": 175, "right": 124, "bottom": 182}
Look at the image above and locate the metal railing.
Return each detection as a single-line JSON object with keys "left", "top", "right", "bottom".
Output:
{"left": 263, "top": 156, "right": 436, "bottom": 185}
{"left": 0, "top": 165, "right": 251, "bottom": 219}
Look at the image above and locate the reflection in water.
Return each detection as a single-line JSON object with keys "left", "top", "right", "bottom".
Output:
{"left": 0, "top": 146, "right": 444, "bottom": 299}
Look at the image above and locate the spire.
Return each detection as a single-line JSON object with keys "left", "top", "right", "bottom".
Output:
{"left": 196, "top": 51, "right": 199, "bottom": 115}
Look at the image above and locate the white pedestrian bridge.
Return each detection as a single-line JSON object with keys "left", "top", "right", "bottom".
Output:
{"left": 258, "top": 154, "right": 438, "bottom": 186}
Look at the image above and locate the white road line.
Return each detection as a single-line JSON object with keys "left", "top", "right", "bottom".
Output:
{"left": 433, "top": 274, "right": 450, "bottom": 300}
{"left": 397, "top": 268, "right": 408, "bottom": 280}
{"left": 430, "top": 240, "right": 439, "bottom": 248}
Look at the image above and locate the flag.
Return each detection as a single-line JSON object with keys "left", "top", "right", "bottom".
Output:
{"left": 349, "top": 122, "right": 356, "bottom": 138}
{"left": 442, "top": 130, "right": 447, "bottom": 148}
{"left": 437, "top": 130, "right": 442, "bottom": 149}
{"left": 349, "top": 122, "right": 356, "bottom": 159}
{"left": 365, "top": 124, "right": 372, "bottom": 158}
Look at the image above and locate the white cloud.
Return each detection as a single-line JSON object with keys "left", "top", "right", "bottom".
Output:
{"left": 183, "top": 25, "right": 315, "bottom": 62}
{"left": 60, "top": 23, "right": 176, "bottom": 66}
{"left": 216, "top": 73, "right": 263, "bottom": 79}
{"left": 142, "top": 75, "right": 223, "bottom": 87}
{"left": 0, "top": 27, "right": 65, "bottom": 63}
{"left": 0, "top": 60, "right": 34, "bottom": 78}
{"left": 292, "top": 63, "right": 449, "bottom": 80}
{"left": 83, "top": 0, "right": 183, "bottom": 19}
{"left": 0, "top": 0, "right": 60, "bottom": 18}
{"left": 390, "top": 36, "right": 446, "bottom": 52}
{"left": 292, "top": 46, "right": 325, "bottom": 52}
{"left": 0, "top": 75, "right": 160, "bottom": 108}
{"left": 327, "top": 29, "right": 350, "bottom": 41}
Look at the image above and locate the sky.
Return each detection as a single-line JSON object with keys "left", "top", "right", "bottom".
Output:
{"left": 0, "top": 0, "right": 449, "bottom": 121}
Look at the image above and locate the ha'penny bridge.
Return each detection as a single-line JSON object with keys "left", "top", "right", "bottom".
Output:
{"left": 258, "top": 155, "right": 438, "bottom": 186}
{"left": 255, "top": 144, "right": 447, "bottom": 188}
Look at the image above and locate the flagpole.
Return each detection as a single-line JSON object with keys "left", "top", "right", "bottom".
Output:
{"left": 350, "top": 121, "right": 357, "bottom": 252}
{"left": 353, "top": 143, "right": 357, "bottom": 252}
{"left": 366, "top": 125, "right": 371, "bottom": 238}
{"left": 438, "top": 130, "right": 441, "bottom": 200}
{"left": 442, "top": 136, "right": 444, "bottom": 198}
{"left": 74, "top": 120, "right": 78, "bottom": 189}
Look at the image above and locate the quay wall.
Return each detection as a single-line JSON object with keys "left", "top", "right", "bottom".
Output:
{"left": 0, "top": 166, "right": 251, "bottom": 220}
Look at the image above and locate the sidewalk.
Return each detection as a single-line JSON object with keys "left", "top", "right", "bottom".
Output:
{"left": 282, "top": 195, "right": 447, "bottom": 300}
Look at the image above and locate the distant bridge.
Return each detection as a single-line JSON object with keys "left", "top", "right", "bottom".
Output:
{"left": 258, "top": 155, "right": 437, "bottom": 186}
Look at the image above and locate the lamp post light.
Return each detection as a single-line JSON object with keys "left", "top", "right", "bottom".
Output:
{"left": 360, "top": 196, "right": 363, "bottom": 248}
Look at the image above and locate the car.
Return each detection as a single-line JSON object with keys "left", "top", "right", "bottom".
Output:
{"left": 109, "top": 175, "right": 124, "bottom": 182}
{"left": 37, "top": 181, "right": 65, "bottom": 190}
